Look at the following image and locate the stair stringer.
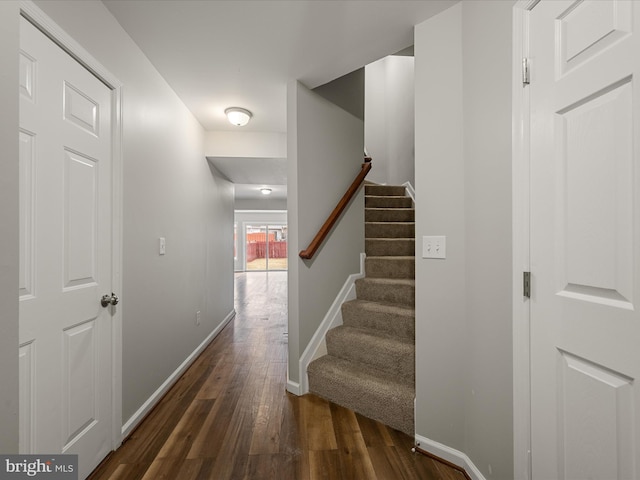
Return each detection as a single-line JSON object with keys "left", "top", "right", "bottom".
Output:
{"left": 298, "top": 252, "right": 366, "bottom": 395}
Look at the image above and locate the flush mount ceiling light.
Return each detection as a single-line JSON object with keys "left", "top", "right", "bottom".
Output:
{"left": 225, "top": 107, "right": 252, "bottom": 126}
{"left": 260, "top": 188, "right": 272, "bottom": 195}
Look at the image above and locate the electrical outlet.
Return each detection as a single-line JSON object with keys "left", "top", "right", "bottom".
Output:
{"left": 422, "top": 235, "right": 446, "bottom": 259}
{"left": 196, "top": 311, "right": 201, "bottom": 326}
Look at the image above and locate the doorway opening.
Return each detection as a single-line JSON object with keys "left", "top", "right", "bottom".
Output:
{"left": 234, "top": 210, "right": 287, "bottom": 272}
{"left": 245, "top": 224, "right": 288, "bottom": 271}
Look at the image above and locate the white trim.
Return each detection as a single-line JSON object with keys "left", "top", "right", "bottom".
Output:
{"left": 286, "top": 380, "right": 301, "bottom": 396}
{"left": 415, "top": 434, "right": 486, "bottom": 480}
{"left": 296, "top": 253, "right": 366, "bottom": 395}
{"left": 121, "top": 309, "right": 235, "bottom": 438}
{"left": 19, "top": 2, "right": 122, "bottom": 90}
{"left": 110, "top": 46, "right": 124, "bottom": 454}
{"left": 241, "top": 221, "right": 288, "bottom": 272}
{"left": 401, "top": 181, "right": 415, "bottom": 203}
{"left": 512, "top": 1, "right": 536, "bottom": 479}
{"left": 19, "top": 0, "right": 125, "bottom": 452}
{"left": 235, "top": 209, "right": 287, "bottom": 214}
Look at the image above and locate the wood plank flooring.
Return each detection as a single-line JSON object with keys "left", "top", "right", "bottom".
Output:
{"left": 89, "top": 272, "right": 466, "bottom": 480}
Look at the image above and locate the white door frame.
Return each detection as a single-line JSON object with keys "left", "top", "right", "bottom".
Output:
{"left": 512, "top": 1, "right": 538, "bottom": 479}
{"left": 242, "top": 218, "right": 289, "bottom": 272}
{"left": 242, "top": 221, "right": 288, "bottom": 271}
{"left": 19, "top": 0, "right": 124, "bottom": 451}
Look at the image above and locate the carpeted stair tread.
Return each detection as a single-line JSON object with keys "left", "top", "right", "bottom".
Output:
{"left": 365, "top": 196, "right": 413, "bottom": 209}
{"left": 308, "top": 355, "right": 414, "bottom": 435}
{"left": 356, "top": 278, "right": 415, "bottom": 307}
{"left": 365, "top": 185, "right": 406, "bottom": 197}
{"left": 365, "top": 208, "right": 415, "bottom": 222}
{"left": 365, "top": 222, "right": 414, "bottom": 239}
{"left": 366, "top": 238, "right": 415, "bottom": 257}
{"left": 365, "top": 256, "right": 414, "bottom": 279}
{"left": 342, "top": 299, "right": 414, "bottom": 340}
{"left": 326, "top": 325, "right": 414, "bottom": 382}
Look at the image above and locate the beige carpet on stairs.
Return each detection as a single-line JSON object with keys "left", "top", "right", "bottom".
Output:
{"left": 307, "top": 184, "right": 416, "bottom": 435}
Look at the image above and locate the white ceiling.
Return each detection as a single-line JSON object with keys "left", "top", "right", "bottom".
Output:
{"left": 102, "top": 0, "right": 457, "bottom": 201}
{"left": 234, "top": 183, "right": 287, "bottom": 203}
{"left": 207, "top": 155, "right": 287, "bottom": 201}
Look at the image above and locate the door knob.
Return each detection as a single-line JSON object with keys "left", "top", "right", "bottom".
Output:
{"left": 101, "top": 293, "right": 119, "bottom": 307}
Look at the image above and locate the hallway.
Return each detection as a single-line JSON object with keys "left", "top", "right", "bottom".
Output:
{"left": 89, "top": 272, "right": 464, "bottom": 479}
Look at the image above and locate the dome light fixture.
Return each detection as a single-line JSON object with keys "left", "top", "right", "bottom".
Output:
{"left": 260, "top": 187, "right": 272, "bottom": 195}
{"left": 225, "top": 107, "right": 252, "bottom": 126}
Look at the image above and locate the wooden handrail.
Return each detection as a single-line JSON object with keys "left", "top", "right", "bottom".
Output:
{"left": 299, "top": 158, "right": 372, "bottom": 260}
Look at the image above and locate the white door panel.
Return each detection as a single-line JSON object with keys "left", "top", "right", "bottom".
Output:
{"left": 19, "top": 17, "right": 113, "bottom": 479}
{"left": 530, "top": 1, "right": 640, "bottom": 478}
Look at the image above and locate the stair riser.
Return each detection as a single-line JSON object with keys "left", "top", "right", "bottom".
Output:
{"left": 356, "top": 279, "right": 415, "bottom": 307}
{"left": 365, "top": 257, "right": 414, "bottom": 279}
{"left": 365, "top": 196, "right": 413, "bottom": 208}
{"left": 365, "top": 185, "right": 406, "bottom": 197}
{"left": 308, "top": 357, "right": 414, "bottom": 435}
{"left": 326, "top": 327, "right": 414, "bottom": 382}
{"left": 365, "top": 208, "right": 415, "bottom": 222}
{"left": 365, "top": 222, "right": 414, "bottom": 239}
{"left": 365, "top": 239, "right": 415, "bottom": 257}
{"left": 341, "top": 301, "right": 414, "bottom": 340}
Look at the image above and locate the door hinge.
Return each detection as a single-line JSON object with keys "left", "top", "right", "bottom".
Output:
{"left": 523, "top": 271, "right": 531, "bottom": 298}
{"left": 522, "top": 57, "right": 530, "bottom": 86}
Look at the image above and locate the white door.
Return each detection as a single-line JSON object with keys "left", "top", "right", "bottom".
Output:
{"left": 529, "top": 1, "right": 640, "bottom": 478}
{"left": 19, "top": 16, "right": 114, "bottom": 478}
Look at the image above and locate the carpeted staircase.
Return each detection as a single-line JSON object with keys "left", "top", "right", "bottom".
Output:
{"left": 307, "top": 184, "right": 415, "bottom": 435}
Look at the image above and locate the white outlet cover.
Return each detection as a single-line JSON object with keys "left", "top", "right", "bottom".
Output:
{"left": 422, "top": 235, "right": 446, "bottom": 259}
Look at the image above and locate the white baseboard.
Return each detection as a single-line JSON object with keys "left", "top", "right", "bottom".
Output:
{"left": 296, "top": 253, "right": 366, "bottom": 395}
{"left": 415, "top": 434, "right": 486, "bottom": 480}
{"left": 286, "top": 379, "right": 301, "bottom": 396}
{"left": 121, "top": 309, "right": 236, "bottom": 438}
{"left": 402, "top": 181, "right": 415, "bottom": 203}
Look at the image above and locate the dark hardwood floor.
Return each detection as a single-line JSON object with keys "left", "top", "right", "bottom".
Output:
{"left": 89, "top": 271, "right": 466, "bottom": 480}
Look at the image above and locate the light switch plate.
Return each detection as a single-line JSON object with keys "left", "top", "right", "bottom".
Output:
{"left": 159, "top": 237, "right": 166, "bottom": 255}
{"left": 422, "top": 235, "right": 446, "bottom": 259}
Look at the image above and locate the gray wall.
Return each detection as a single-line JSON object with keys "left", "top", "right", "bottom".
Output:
{"left": 365, "top": 55, "right": 415, "bottom": 186}
{"left": 415, "top": 2, "right": 466, "bottom": 452}
{"left": 415, "top": 1, "right": 514, "bottom": 478}
{"left": 0, "top": 0, "right": 20, "bottom": 455}
{"left": 287, "top": 81, "right": 364, "bottom": 384}
{"left": 313, "top": 68, "right": 365, "bottom": 121}
{"left": 462, "top": 2, "right": 513, "bottom": 477}
{"left": 234, "top": 197, "right": 287, "bottom": 211}
{"left": 32, "top": 0, "right": 235, "bottom": 425}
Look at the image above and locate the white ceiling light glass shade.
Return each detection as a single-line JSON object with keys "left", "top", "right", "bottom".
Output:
{"left": 225, "top": 107, "right": 252, "bottom": 126}
{"left": 260, "top": 187, "right": 272, "bottom": 195}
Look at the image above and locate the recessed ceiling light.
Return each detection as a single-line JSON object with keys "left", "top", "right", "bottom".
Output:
{"left": 260, "top": 188, "right": 272, "bottom": 195}
{"left": 225, "top": 107, "right": 252, "bottom": 126}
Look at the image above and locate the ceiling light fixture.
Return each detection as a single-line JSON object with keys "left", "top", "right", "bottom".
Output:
{"left": 260, "top": 188, "right": 272, "bottom": 195}
{"left": 225, "top": 107, "right": 252, "bottom": 126}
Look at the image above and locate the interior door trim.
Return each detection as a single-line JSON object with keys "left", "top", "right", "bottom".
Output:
{"left": 512, "top": 1, "right": 539, "bottom": 479}
{"left": 19, "top": 0, "right": 124, "bottom": 451}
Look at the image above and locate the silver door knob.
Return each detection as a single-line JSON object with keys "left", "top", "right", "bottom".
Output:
{"left": 101, "top": 293, "right": 119, "bottom": 307}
